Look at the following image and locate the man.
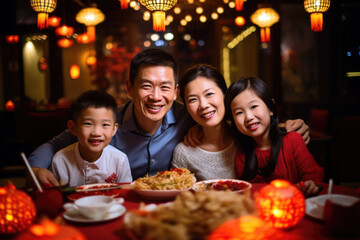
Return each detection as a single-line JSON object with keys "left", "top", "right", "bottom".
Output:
{"left": 29, "top": 48, "right": 309, "bottom": 186}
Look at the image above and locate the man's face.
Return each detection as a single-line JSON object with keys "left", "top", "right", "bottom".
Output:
{"left": 127, "top": 65, "right": 178, "bottom": 133}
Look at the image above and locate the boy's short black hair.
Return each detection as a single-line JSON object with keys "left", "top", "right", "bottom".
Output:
{"left": 71, "top": 90, "right": 117, "bottom": 122}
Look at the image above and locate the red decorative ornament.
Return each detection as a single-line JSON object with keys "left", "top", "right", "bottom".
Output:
{"left": 85, "top": 54, "right": 97, "bottom": 67}
{"left": 5, "top": 100, "right": 15, "bottom": 112}
{"left": 30, "top": 0, "right": 57, "bottom": 30}
{"left": 0, "top": 183, "right": 37, "bottom": 234}
{"left": 48, "top": 16, "right": 61, "bottom": 27}
{"left": 76, "top": 32, "right": 93, "bottom": 44}
{"left": 57, "top": 38, "right": 74, "bottom": 48}
{"left": 70, "top": 64, "right": 80, "bottom": 79}
{"left": 235, "top": 0, "right": 244, "bottom": 11}
{"left": 304, "top": 0, "right": 330, "bottom": 32}
{"left": 55, "top": 25, "right": 74, "bottom": 37}
{"left": 5, "top": 35, "right": 19, "bottom": 44}
{"left": 235, "top": 16, "right": 245, "bottom": 27}
{"left": 119, "top": 0, "right": 129, "bottom": 9}
{"left": 255, "top": 179, "right": 305, "bottom": 229}
{"left": 140, "top": 0, "right": 177, "bottom": 32}
{"left": 208, "top": 215, "right": 280, "bottom": 240}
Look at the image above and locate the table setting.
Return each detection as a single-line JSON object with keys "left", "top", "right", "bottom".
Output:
{"left": 1, "top": 155, "right": 360, "bottom": 240}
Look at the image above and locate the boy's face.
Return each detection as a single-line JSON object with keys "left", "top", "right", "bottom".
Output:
{"left": 68, "top": 107, "right": 118, "bottom": 162}
{"left": 126, "top": 65, "right": 178, "bottom": 134}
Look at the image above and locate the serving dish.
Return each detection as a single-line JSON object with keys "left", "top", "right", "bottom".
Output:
{"left": 132, "top": 184, "right": 192, "bottom": 201}
{"left": 67, "top": 183, "right": 123, "bottom": 201}
{"left": 192, "top": 179, "right": 252, "bottom": 193}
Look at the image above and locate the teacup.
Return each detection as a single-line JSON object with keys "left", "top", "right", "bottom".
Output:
{"left": 74, "top": 195, "right": 116, "bottom": 219}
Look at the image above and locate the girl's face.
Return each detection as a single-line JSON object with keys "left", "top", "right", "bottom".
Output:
{"left": 230, "top": 88, "right": 273, "bottom": 145}
{"left": 184, "top": 76, "right": 225, "bottom": 128}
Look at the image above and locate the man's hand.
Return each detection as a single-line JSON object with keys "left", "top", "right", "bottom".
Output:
{"left": 29, "top": 167, "right": 60, "bottom": 187}
{"left": 284, "top": 119, "right": 310, "bottom": 144}
{"left": 183, "top": 124, "right": 203, "bottom": 147}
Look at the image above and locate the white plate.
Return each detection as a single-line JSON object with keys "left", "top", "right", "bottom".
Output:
{"left": 75, "top": 183, "right": 119, "bottom": 191}
{"left": 63, "top": 204, "right": 126, "bottom": 223}
{"left": 192, "top": 179, "right": 252, "bottom": 193}
{"left": 132, "top": 187, "right": 191, "bottom": 201}
{"left": 306, "top": 194, "right": 360, "bottom": 220}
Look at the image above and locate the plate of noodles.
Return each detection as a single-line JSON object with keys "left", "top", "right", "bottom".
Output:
{"left": 192, "top": 179, "right": 252, "bottom": 193}
{"left": 131, "top": 168, "right": 196, "bottom": 201}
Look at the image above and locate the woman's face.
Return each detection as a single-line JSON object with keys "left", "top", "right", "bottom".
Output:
{"left": 230, "top": 88, "right": 273, "bottom": 144}
{"left": 184, "top": 76, "right": 225, "bottom": 128}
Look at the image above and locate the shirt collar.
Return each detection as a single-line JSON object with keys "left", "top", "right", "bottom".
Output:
{"left": 122, "top": 100, "right": 177, "bottom": 132}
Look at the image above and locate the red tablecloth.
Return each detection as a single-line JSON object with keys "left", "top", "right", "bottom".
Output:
{"left": 60, "top": 183, "right": 360, "bottom": 240}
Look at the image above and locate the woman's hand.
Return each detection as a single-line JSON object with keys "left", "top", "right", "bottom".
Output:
{"left": 183, "top": 124, "right": 203, "bottom": 147}
{"left": 284, "top": 119, "right": 310, "bottom": 144}
{"left": 296, "top": 180, "right": 320, "bottom": 197}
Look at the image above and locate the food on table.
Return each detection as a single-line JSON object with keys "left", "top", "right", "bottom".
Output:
{"left": 133, "top": 168, "right": 195, "bottom": 190}
{"left": 123, "top": 190, "right": 255, "bottom": 240}
{"left": 75, "top": 183, "right": 119, "bottom": 190}
{"left": 194, "top": 179, "right": 251, "bottom": 192}
{"left": 67, "top": 189, "right": 122, "bottom": 201}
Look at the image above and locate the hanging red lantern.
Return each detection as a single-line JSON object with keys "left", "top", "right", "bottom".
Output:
{"left": 5, "top": 35, "right": 19, "bottom": 44}
{"left": 304, "top": 0, "right": 330, "bottom": 32}
{"left": 76, "top": 4, "right": 105, "bottom": 41}
{"left": 235, "top": 16, "right": 245, "bottom": 27}
{"left": 255, "top": 179, "right": 305, "bottom": 229}
{"left": 57, "top": 38, "right": 74, "bottom": 48}
{"left": 86, "top": 54, "right": 97, "bottom": 67}
{"left": 76, "top": 32, "right": 93, "bottom": 44}
{"left": 5, "top": 100, "right": 15, "bottom": 112}
{"left": 250, "top": 4, "right": 279, "bottom": 43}
{"left": 208, "top": 215, "right": 280, "bottom": 240}
{"left": 235, "top": 0, "right": 244, "bottom": 11}
{"left": 140, "top": 0, "right": 177, "bottom": 32}
{"left": 30, "top": 0, "right": 57, "bottom": 30}
{"left": 119, "top": 0, "right": 129, "bottom": 9}
{"left": 0, "top": 183, "right": 37, "bottom": 234}
{"left": 55, "top": 24, "right": 74, "bottom": 37}
{"left": 48, "top": 16, "right": 61, "bottom": 27}
{"left": 70, "top": 64, "right": 80, "bottom": 79}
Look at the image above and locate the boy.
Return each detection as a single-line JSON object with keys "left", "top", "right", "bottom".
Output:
{"left": 50, "top": 90, "right": 132, "bottom": 187}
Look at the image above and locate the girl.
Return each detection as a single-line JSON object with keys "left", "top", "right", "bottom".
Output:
{"left": 225, "top": 76, "right": 324, "bottom": 197}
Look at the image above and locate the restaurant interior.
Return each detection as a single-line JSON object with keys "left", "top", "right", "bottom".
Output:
{"left": 0, "top": 0, "right": 360, "bottom": 190}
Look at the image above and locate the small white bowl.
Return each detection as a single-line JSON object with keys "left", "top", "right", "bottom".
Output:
{"left": 74, "top": 195, "right": 115, "bottom": 219}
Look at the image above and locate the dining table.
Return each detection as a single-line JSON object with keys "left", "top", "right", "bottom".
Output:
{"left": 50, "top": 182, "right": 360, "bottom": 240}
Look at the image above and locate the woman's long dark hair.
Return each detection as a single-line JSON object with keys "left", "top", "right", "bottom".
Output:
{"left": 224, "top": 76, "right": 286, "bottom": 180}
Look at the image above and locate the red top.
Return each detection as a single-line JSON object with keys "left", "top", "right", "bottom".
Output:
{"left": 235, "top": 132, "right": 324, "bottom": 184}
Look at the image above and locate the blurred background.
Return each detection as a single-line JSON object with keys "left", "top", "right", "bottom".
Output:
{"left": 0, "top": 0, "right": 359, "bottom": 187}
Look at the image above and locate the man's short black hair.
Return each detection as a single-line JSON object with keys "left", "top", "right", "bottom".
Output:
{"left": 71, "top": 90, "right": 117, "bottom": 122}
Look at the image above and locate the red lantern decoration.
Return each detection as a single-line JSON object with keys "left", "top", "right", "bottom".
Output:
{"left": 304, "top": 0, "right": 330, "bottom": 32}
{"left": 76, "top": 32, "right": 93, "bottom": 44}
{"left": 250, "top": 4, "right": 279, "bottom": 43}
{"left": 30, "top": 0, "right": 57, "bottom": 30}
{"left": 86, "top": 54, "right": 97, "bottom": 67}
{"left": 70, "top": 65, "right": 80, "bottom": 79}
{"left": 235, "top": 0, "right": 244, "bottom": 11}
{"left": 55, "top": 25, "right": 74, "bottom": 37}
{"left": 57, "top": 38, "right": 74, "bottom": 48}
{"left": 255, "top": 179, "right": 305, "bottom": 229}
{"left": 235, "top": 16, "right": 245, "bottom": 27}
{"left": 5, "top": 35, "right": 19, "bottom": 44}
{"left": 5, "top": 100, "right": 15, "bottom": 112}
{"left": 208, "top": 215, "right": 280, "bottom": 240}
{"left": 140, "top": 0, "right": 177, "bottom": 32}
{"left": 0, "top": 183, "right": 37, "bottom": 234}
{"left": 48, "top": 16, "right": 61, "bottom": 27}
{"left": 14, "top": 218, "right": 87, "bottom": 240}
{"left": 119, "top": 0, "right": 129, "bottom": 9}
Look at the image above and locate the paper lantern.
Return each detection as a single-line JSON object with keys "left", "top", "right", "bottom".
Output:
{"left": 76, "top": 32, "right": 93, "bottom": 44}
{"left": 5, "top": 100, "right": 15, "bottom": 112}
{"left": 55, "top": 24, "right": 74, "bottom": 37}
{"left": 86, "top": 54, "right": 97, "bottom": 67}
{"left": 57, "top": 38, "right": 74, "bottom": 48}
{"left": 304, "top": 0, "right": 330, "bottom": 32}
{"left": 208, "top": 215, "right": 280, "bottom": 240}
{"left": 48, "top": 16, "right": 61, "bottom": 27}
{"left": 30, "top": 0, "right": 57, "bottom": 30}
{"left": 250, "top": 4, "right": 279, "bottom": 43}
{"left": 140, "top": 0, "right": 177, "bottom": 32}
{"left": 255, "top": 179, "right": 305, "bottom": 229}
{"left": 76, "top": 3, "right": 105, "bottom": 41}
{"left": 0, "top": 183, "right": 37, "bottom": 234}
{"left": 235, "top": 16, "right": 245, "bottom": 27}
{"left": 5, "top": 35, "right": 19, "bottom": 44}
{"left": 235, "top": 0, "right": 244, "bottom": 11}
{"left": 119, "top": 0, "right": 129, "bottom": 9}
{"left": 38, "top": 57, "right": 48, "bottom": 71}
{"left": 70, "top": 65, "right": 80, "bottom": 79}
{"left": 14, "top": 218, "right": 86, "bottom": 240}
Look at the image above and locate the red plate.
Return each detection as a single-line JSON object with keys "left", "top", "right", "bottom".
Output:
{"left": 67, "top": 183, "right": 123, "bottom": 201}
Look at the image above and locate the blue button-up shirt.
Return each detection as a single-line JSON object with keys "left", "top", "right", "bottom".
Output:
{"left": 28, "top": 100, "right": 195, "bottom": 180}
